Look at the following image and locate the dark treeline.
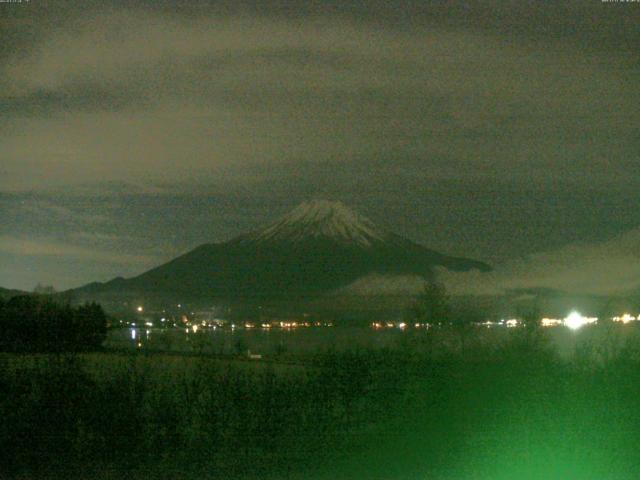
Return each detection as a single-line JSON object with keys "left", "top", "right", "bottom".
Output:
{"left": 0, "top": 295, "right": 107, "bottom": 352}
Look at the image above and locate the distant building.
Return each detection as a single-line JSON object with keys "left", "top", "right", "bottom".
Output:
{"left": 194, "top": 311, "right": 227, "bottom": 326}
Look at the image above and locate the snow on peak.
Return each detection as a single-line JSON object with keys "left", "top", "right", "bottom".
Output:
{"left": 249, "top": 200, "right": 387, "bottom": 246}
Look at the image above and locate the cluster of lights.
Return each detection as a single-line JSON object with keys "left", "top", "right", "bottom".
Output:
{"left": 563, "top": 311, "right": 598, "bottom": 330}
{"left": 132, "top": 304, "right": 335, "bottom": 330}
{"left": 612, "top": 314, "right": 640, "bottom": 324}
{"left": 179, "top": 320, "right": 332, "bottom": 330}
{"left": 478, "top": 321, "right": 499, "bottom": 328}
{"left": 257, "top": 321, "right": 332, "bottom": 329}
{"left": 370, "top": 313, "right": 619, "bottom": 331}
{"left": 371, "top": 322, "right": 430, "bottom": 330}
{"left": 541, "top": 318, "right": 563, "bottom": 327}
{"left": 131, "top": 306, "right": 638, "bottom": 336}
{"left": 279, "top": 321, "right": 298, "bottom": 328}
{"left": 481, "top": 320, "right": 518, "bottom": 328}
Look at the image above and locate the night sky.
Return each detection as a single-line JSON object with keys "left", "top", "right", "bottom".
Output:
{"left": 1, "top": 1, "right": 638, "bottom": 292}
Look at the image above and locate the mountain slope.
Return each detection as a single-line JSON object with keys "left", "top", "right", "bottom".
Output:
{"left": 0, "top": 287, "right": 26, "bottom": 299}
{"left": 72, "top": 200, "right": 491, "bottom": 303}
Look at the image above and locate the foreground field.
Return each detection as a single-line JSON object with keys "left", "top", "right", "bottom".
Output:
{"left": 2, "top": 325, "right": 640, "bottom": 479}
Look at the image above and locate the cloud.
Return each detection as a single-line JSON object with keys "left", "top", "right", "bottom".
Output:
{"left": 437, "top": 228, "right": 640, "bottom": 296}
{"left": 336, "top": 273, "right": 426, "bottom": 296}
{"left": 0, "top": 11, "right": 637, "bottom": 192}
{"left": 16, "top": 201, "right": 109, "bottom": 225}
{"left": 0, "top": 235, "right": 156, "bottom": 266}
{"left": 1, "top": 4, "right": 638, "bottom": 290}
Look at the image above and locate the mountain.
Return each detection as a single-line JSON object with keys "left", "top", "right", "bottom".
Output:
{"left": 0, "top": 287, "right": 26, "bottom": 299}
{"left": 72, "top": 200, "right": 491, "bottom": 304}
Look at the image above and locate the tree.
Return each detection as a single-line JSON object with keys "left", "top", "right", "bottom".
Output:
{"left": 74, "top": 302, "right": 108, "bottom": 350}
{"left": 597, "top": 297, "right": 617, "bottom": 326}
{"left": 0, "top": 295, "right": 107, "bottom": 352}
{"left": 516, "top": 299, "right": 542, "bottom": 330}
{"left": 512, "top": 297, "right": 551, "bottom": 359}
{"left": 33, "top": 283, "right": 56, "bottom": 295}
{"left": 453, "top": 301, "right": 487, "bottom": 326}
{"left": 409, "top": 281, "right": 451, "bottom": 326}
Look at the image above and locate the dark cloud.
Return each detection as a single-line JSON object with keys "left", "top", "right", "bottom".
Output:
{"left": 0, "top": 1, "right": 638, "bottom": 290}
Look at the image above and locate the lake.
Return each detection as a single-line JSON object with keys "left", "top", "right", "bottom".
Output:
{"left": 105, "top": 323, "right": 640, "bottom": 360}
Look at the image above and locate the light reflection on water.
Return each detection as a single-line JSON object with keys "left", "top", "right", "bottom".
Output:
{"left": 106, "top": 327, "right": 406, "bottom": 355}
{"left": 105, "top": 324, "right": 640, "bottom": 359}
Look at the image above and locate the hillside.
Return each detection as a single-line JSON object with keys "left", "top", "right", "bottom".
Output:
{"left": 71, "top": 200, "right": 491, "bottom": 304}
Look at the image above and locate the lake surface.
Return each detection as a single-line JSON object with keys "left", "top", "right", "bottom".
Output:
{"left": 106, "top": 326, "right": 407, "bottom": 356}
{"left": 105, "top": 324, "right": 640, "bottom": 359}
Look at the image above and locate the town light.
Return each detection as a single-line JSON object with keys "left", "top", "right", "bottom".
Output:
{"left": 613, "top": 313, "right": 636, "bottom": 324}
{"left": 541, "top": 318, "right": 563, "bottom": 327}
{"left": 564, "top": 311, "right": 597, "bottom": 330}
{"left": 564, "top": 311, "right": 584, "bottom": 330}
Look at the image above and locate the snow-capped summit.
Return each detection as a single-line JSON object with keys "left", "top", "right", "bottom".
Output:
{"left": 72, "top": 200, "right": 491, "bottom": 304}
{"left": 245, "top": 200, "right": 388, "bottom": 247}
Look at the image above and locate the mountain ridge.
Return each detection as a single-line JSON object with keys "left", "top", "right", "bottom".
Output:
{"left": 0, "top": 287, "right": 26, "bottom": 299}
{"left": 71, "top": 200, "right": 491, "bottom": 304}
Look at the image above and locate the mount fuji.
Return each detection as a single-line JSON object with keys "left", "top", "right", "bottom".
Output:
{"left": 72, "top": 200, "right": 491, "bottom": 303}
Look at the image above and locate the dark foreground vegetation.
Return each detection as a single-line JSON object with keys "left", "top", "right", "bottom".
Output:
{"left": 0, "top": 295, "right": 107, "bottom": 352}
{"left": 2, "top": 325, "right": 640, "bottom": 479}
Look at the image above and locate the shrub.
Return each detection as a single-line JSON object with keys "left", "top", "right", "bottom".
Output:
{"left": 0, "top": 295, "right": 107, "bottom": 352}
